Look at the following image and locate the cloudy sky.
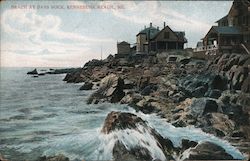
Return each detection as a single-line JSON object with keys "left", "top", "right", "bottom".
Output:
{"left": 0, "top": 0, "right": 232, "bottom": 67}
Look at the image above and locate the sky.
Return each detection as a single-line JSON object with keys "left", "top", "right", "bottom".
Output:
{"left": 0, "top": 0, "right": 233, "bottom": 67}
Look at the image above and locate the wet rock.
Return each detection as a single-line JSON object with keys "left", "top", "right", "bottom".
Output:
{"left": 181, "top": 139, "right": 198, "bottom": 151}
{"left": 101, "top": 111, "right": 146, "bottom": 134}
{"left": 36, "top": 154, "right": 69, "bottom": 161}
{"left": 79, "top": 82, "right": 93, "bottom": 90}
{"left": 87, "top": 74, "right": 125, "bottom": 104}
{"left": 27, "top": 69, "right": 38, "bottom": 75}
{"left": 210, "top": 75, "right": 228, "bottom": 91}
{"left": 192, "top": 86, "right": 207, "bottom": 97}
{"left": 185, "top": 142, "right": 234, "bottom": 160}
{"left": 113, "top": 141, "right": 152, "bottom": 161}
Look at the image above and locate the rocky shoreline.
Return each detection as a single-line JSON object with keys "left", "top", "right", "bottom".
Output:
{"left": 24, "top": 52, "right": 250, "bottom": 161}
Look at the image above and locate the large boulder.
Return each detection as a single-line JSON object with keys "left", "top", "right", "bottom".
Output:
{"left": 102, "top": 111, "right": 176, "bottom": 160}
{"left": 87, "top": 74, "right": 125, "bottom": 103}
{"left": 79, "top": 82, "right": 93, "bottom": 90}
{"left": 185, "top": 142, "right": 233, "bottom": 160}
{"left": 188, "top": 98, "right": 218, "bottom": 117}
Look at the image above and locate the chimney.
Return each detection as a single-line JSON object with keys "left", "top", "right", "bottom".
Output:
{"left": 150, "top": 22, "right": 152, "bottom": 27}
{"left": 157, "top": 26, "right": 159, "bottom": 30}
{"left": 144, "top": 25, "right": 146, "bottom": 29}
{"left": 164, "top": 22, "right": 166, "bottom": 28}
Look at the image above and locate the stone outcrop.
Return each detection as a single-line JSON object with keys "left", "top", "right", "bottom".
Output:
{"left": 87, "top": 74, "right": 125, "bottom": 104}
{"left": 27, "top": 69, "right": 38, "bottom": 75}
{"left": 185, "top": 142, "right": 233, "bottom": 160}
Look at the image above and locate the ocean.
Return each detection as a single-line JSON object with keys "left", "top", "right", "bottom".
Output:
{"left": 0, "top": 68, "right": 245, "bottom": 161}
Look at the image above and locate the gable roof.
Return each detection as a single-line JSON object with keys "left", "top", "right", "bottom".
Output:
{"left": 215, "top": 15, "right": 228, "bottom": 23}
{"left": 136, "top": 26, "right": 160, "bottom": 39}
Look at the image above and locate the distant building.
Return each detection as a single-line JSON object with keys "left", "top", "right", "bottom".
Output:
{"left": 136, "top": 22, "right": 187, "bottom": 54}
{"left": 117, "top": 41, "right": 131, "bottom": 55}
{"left": 194, "top": 0, "right": 250, "bottom": 55}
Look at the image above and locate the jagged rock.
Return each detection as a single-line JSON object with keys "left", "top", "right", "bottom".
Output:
{"left": 36, "top": 154, "right": 69, "bottom": 161}
{"left": 188, "top": 98, "right": 218, "bottom": 117}
{"left": 27, "top": 69, "right": 38, "bottom": 75}
{"left": 181, "top": 139, "right": 198, "bottom": 151}
{"left": 87, "top": 74, "right": 125, "bottom": 103}
{"left": 229, "top": 66, "right": 248, "bottom": 90}
{"left": 241, "top": 75, "right": 250, "bottom": 93}
{"left": 137, "top": 77, "right": 150, "bottom": 90}
{"left": 192, "top": 86, "right": 207, "bottom": 97}
{"left": 102, "top": 111, "right": 176, "bottom": 160}
{"left": 113, "top": 141, "right": 152, "bottom": 161}
{"left": 79, "top": 82, "right": 93, "bottom": 90}
{"left": 185, "top": 142, "right": 234, "bottom": 160}
{"left": 205, "top": 89, "right": 222, "bottom": 99}
{"left": 101, "top": 111, "right": 146, "bottom": 134}
{"left": 84, "top": 59, "right": 104, "bottom": 67}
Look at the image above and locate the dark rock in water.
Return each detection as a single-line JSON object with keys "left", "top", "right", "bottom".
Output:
{"left": 181, "top": 139, "right": 198, "bottom": 151}
{"left": 101, "top": 111, "right": 146, "bottom": 134}
{"left": 38, "top": 73, "right": 45, "bottom": 76}
{"left": 241, "top": 75, "right": 250, "bottom": 93}
{"left": 36, "top": 154, "right": 69, "bottom": 161}
{"left": 206, "top": 89, "right": 222, "bottom": 99}
{"left": 79, "top": 82, "right": 93, "bottom": 90}
{"left": 33, "top": 75, "right": 39, "bottom": 78}
{"left": 27, "top": 69, "right": 38, "bottom": 75}
{"left": 102, "top": 111, "right": 176, "bottom": 160}
{"left": 113, "top": 141, "right": 152, "bottom": 161}
{"left": 87, "top": 74, "right": 125, "bottom": 104}
{"left": 185, "top": 142, "right": 233, "bottom": 160}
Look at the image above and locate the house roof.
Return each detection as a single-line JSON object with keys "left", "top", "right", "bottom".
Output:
{"left": 137, "top": 26, "right": 160, "bottom": 39}
{"left": 117, "top": 41, "right": 130, "bottom": 45}
{"left": 212, "top": 26, "right": 241, "bottom": 35}
{"left": 215, "top": 15, "right": 228, "bottom": 23}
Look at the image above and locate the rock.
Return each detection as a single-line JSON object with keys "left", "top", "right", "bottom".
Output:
{"left": 185, "top": 142, "right": 234, "bottom": 160}
{"left": 181, "top": 139, "right": 198, "bottom": 151}
{"left": 241, "top": 75, "right": 250, "bottom": 93}
{"left": 229, "top": 66, "right": 249, "bottom": 90}
{"left": 137, "top": 77, "right": 150, "bottom": 90}
{"left": 27, "top": 69, "right": 38, "bottom": 75}
{"left": 38, "top": 73, "right": 45, "bottom": 76}
{"left": 79, "top": 82, "right": 93, "bottom": 90}
{"left": 141, "top": 85, "right": 158, "bottom": 96}
{"left": 101, "top": 111, "right": 146, "bottom": 134}
{"left": 36, "top": 154, "right": 69, "bottom": 161}
{"left": 87, "top": 74, "right": 125, "bottom": 103}
{"left": 84, "top": 59, "right": 104, "bottom": 67}
{"left": 113, "top": 141, "right": 152, "bottom": 161}
{"left": 102, "top": 111, "right": 176, "bottom": 160}
{"left": 210, "top": 75, "right": 228, "bottom": 91}
{"left": 192, "top": 86, "right": 207, "bottom": 97}
{"left": 206, "top": 89, "right": 222, "bottom": 99}
{"left": 188, "top": 98, "right": 218, "bottom": 117}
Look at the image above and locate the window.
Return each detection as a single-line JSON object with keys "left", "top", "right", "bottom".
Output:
{"left": 164, "top": 32, "right": 170, "bottom": 39}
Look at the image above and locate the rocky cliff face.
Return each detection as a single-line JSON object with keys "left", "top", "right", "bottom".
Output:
{"left": 62, "top": 52, "right": 250, "bottom": 159}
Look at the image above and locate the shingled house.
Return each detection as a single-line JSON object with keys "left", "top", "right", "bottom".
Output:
{"left": 194, "top": 0, "right": 250, "bottom": 55}
{"left": 136, "top": 22, "right": 187, "bottom": 54}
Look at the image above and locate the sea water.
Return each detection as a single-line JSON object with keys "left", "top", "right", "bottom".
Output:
{"left": 0, "top": 68, "right": 245, "bottom": 161}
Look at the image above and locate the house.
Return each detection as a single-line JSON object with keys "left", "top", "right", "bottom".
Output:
{"left": 117, "top": 41, "right": 131, "bottom": 55}
{"left": 136, "top": 22, "right": 187, "bottom": 54}
{"left": 194, "top": 0, "right": 250, "bottom": 55}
